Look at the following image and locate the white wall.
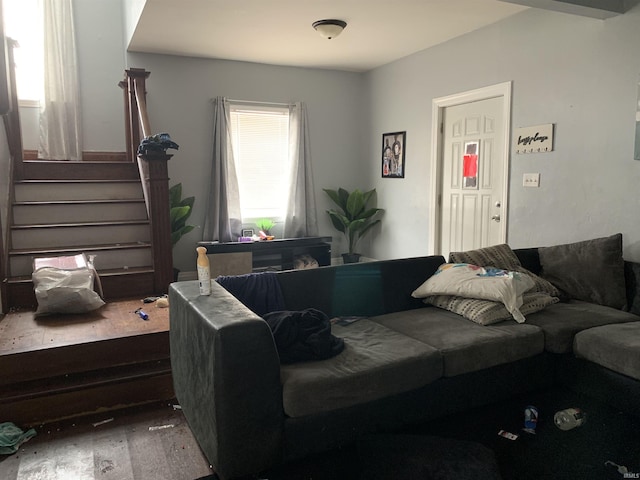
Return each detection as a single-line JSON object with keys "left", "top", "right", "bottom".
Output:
{"left": 126, "top": 52, "right": 366, "bottom": 271}
{"left": 364, "top": 6, "right": 640, "bottom": 261}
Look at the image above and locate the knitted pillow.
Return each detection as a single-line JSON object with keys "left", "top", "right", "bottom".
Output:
{"left": 424, "top": 292, "right": 559, "bottom": 326}
{"left": 449, "top": 244, "right": 559, "bottom": 298}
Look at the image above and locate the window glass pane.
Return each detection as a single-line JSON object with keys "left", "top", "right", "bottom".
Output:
{"left": 3, "top": 0, "right": 43, "bottom": 101}
{"left": 230, "top": 106, "right": 291, "bottom": 219}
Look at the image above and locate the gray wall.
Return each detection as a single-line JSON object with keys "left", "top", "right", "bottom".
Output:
{"left": 126, "top": 52, "right": 366, "bottom": 271}
{"left": 11, "top": 1, "right": 640, "bottom": 274}
{"left": 19, "top": 0, "right": 126, "bottom": 151}
{"left": 364, "top": 6, "right": 640, "bottom": 261}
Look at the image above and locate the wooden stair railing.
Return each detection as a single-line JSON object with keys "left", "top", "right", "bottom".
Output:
{"left": 1, "top": 36, "right": 22, "bottom": 312}
{"left": 119, "top": 68, "right": 173, "bottom": 294}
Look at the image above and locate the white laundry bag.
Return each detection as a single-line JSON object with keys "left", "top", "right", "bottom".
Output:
{"left": 32, "top": 254, "right": 105, "bottom": 316}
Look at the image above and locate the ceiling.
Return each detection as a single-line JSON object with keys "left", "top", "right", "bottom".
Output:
{"left": 128, "top": 0, "right": 639, "bottom": 73}
{"left": 127, "top": 0, "right": 530, "bottom": 73}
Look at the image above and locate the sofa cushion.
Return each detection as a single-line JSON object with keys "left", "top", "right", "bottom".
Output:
{"left": 371, "top": 308, "right": 544, "bottom": 377}
{"left": 423, "top": 292, "right": 558, "bottom": 326}
{"left": 279, "top": 318, "right": 442, "bottom": 418}
{"left": 538, "top": 233, "right": 626, "bottom": 309}
{"left": 525, "top": 300, "right": 639, "bottom": 353}
{"left": 573, "top": 322, "right": 640, "bottom": 381}
{"left": 411, "top": 263, "right": 534, "bottom": 322}
{"left": 449, "top": 244, "right": 559, "bottom": 297}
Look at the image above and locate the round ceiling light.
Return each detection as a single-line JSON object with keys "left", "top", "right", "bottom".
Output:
{"left": 312, "top": 19, "right": 347, "bottom": 40}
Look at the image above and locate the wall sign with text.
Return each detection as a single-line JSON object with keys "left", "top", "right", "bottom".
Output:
{"left": 514, "top": 124, "right": 554, "bottom": 154}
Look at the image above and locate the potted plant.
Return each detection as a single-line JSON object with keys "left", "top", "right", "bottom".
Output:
{"left": 324, "top": 187, "right": 383, "bottom": 263}
{"left": 170, "top": 183, "right": 195, "bottom": 247}
{"left": 256, "top": 218, "right": 275, "bottom": 237}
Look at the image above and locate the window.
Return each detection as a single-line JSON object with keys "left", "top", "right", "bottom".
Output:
{"left": 229, "top": 105, "right": 293, "bottom": 220}
{"left": 3, "top": 0, "right": 43, "bottom": 102}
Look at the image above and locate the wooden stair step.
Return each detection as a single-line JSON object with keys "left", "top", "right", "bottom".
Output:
{"left": 21, "top": 160, "right": 140, "bottom": 180}
{"left": 0, "top": 298, "right": 172, "bottom": 426}
{"left": 6, "top": 267, "right": 158, "bottom": 308}
{"left": 12, "top": 200, "right": 148, "bottom": 225}
{"left": 14, "top": 179, "right": 145, "bottom": 201}
{"left": 11, "top": 219, "right": 150, "bottom": 229}
{"left": 11, "top": 221, "right": 151, "bottom": 250}
{"left": 0, "top": 360, "right": 174, "bottom": 426}
{"left": 10, "top": 242, "right": 152, "bottom": 256}
{"left": 1, "top": 359, "right": 172, "bottom": 402}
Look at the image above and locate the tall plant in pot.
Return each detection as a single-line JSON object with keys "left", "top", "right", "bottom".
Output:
{"left": 170, "top": 183, "right": 195, "bottom": 280}
{"left": 170, "top": 183, "right": 195, "bottom": 247}
{"left": 324, "top": 187, "right": 383, "bottom": 263}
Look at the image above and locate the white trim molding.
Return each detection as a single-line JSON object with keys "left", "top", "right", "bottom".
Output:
{"left": 428, "top": 81, "right": 512, "bottom": 255}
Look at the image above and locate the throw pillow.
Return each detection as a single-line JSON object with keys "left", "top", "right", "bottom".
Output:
{"left": 449, "top": 243, "right": 559, "bottom": 297}
{"left": 424, "top": 292, "right": 559, "bottom": 326}
{"left": 538, "top": 233, "right": 626, "bottom": 309}
{"left": 412, "top": 263, "right": 534, "bottom": 322}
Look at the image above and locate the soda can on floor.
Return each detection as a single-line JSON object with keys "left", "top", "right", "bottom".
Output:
{"left": 523, "top": 405, "right": 538, "bottom": 434}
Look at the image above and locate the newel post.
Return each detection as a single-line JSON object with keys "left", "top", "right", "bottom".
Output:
{"left": 137, "top": 151, "right": 173, "bottom": 294}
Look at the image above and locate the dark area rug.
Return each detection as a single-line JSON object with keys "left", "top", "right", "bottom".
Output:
{"left": 197, "top": 387, "right": 640, "bottom": 480}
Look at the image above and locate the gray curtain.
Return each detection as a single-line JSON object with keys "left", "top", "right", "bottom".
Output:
{"left": 203, "top": 97, "right": 242, "bottom": 242}
{"left": 283, "top": 102, "right": 318, "bottom": 238}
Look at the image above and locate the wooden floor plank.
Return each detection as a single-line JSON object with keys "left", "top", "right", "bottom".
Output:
{"left": 0, "top": 298, "right": 169, "bottom": 355}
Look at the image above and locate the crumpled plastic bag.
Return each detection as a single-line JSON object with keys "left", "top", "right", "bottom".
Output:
{"left": 32, "top": 266, "right": 105, "bottom": 316}
{"left": 0, "top": 422, "right": 37, "bottom": 455}
{"left": 137, "top": 132, "right": 179, "bottom": 155}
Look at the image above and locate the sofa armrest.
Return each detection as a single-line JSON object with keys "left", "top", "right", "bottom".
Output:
{"left": 169, "top": 281, "right": 284, "bottom": 480}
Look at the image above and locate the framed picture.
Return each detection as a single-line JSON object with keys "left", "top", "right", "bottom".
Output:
{"left": 241, "top": 228, "right": 254, "bottom": 237}
{"left": 382, "top": 131, "right": 406, "bottom": 178}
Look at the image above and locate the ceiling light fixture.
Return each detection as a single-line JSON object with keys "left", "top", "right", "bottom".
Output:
{"left": 312, "top": 19, "right": 347, "bottom": 40}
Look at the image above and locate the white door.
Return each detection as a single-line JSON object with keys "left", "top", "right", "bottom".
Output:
{"left": 439, "top": 95, "right": 506, "bottom": 259}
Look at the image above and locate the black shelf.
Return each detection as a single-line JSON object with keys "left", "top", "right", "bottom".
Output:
{"left": 198, "top": 236, "right": 332, "bottom": 271}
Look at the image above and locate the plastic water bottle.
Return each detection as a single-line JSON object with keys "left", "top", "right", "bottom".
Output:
{"left": 554, "top": 408, "right": 586, "bottom": 430}
{"left": 196, "top": 246, "right": 211, "bottom": 295}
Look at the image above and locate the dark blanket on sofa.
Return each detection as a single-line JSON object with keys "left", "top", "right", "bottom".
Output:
{"left": 216, "top": 271, "right": 285, "bottom": 316}
{"left": 263, "top": 308, "right": 345, "bottom": 364}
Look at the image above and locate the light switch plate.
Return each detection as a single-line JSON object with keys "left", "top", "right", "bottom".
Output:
{"left": 523, "top": 173, "right": 540, "bottom": 187}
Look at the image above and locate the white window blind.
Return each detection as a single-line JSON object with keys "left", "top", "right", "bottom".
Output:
{"left": 229, "top": 105, "right": 292, "bottom": 219}
{"left": 3, "top": 0, "right": 43, "bottom": 102}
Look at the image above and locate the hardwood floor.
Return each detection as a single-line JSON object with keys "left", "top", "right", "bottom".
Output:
{"left": 0, "top": 401, "right": 214, "bottom": 480}
{"left": 0, "top": 298, "right": 174, "bottom": 425}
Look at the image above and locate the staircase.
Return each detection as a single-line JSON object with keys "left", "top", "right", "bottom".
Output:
{"left": 0, "top": 62, "right": 176, "bottom": 423}
{"left": 6, "top": 160, "right": 159, "bottom": 309}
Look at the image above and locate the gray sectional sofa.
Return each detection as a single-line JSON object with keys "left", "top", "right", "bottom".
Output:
{"left": 169, "top": 233, "right": 640, "bottom": 480}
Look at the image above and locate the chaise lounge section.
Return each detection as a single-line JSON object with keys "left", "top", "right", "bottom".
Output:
{"left": 169, "top": 233, "right": 640, "bottom": 480}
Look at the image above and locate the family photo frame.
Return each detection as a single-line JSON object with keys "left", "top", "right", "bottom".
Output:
{"left": 381, "top": 131, "right": 406, "bottom": 178}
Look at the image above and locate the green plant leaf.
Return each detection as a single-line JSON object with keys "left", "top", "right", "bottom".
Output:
{"left": 346, "top": 190, "right": 365, "bottom": 219}
{"left": 169, "top": 183, "right": 196, "bottom": 247}
{"left": 323, "top": 188, "right": 342, "bottom": 209}
{"left": 169, "top": 183, "right": 182, "bottom": 206}
{"left": 327, "top": 210, "right": 348, "bottom": 233}
{"left": 324, "top": 187, "right": 383, "bottom": 254}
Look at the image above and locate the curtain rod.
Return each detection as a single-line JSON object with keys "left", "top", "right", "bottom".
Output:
{"left": 225, "top": 98, "right": 296, "bottom": 108}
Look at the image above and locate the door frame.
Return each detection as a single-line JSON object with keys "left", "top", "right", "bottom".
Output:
{"left": 428, "top": 81, "right": 512, "bottom": 255}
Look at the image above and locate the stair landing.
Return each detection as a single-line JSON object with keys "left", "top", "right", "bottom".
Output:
{"left": 0, "top": 298, "right": 173, "bottom": 426}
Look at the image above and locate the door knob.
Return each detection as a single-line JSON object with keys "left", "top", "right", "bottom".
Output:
{"left": 491, "top": 214, "right": 501, "bottom": 222}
